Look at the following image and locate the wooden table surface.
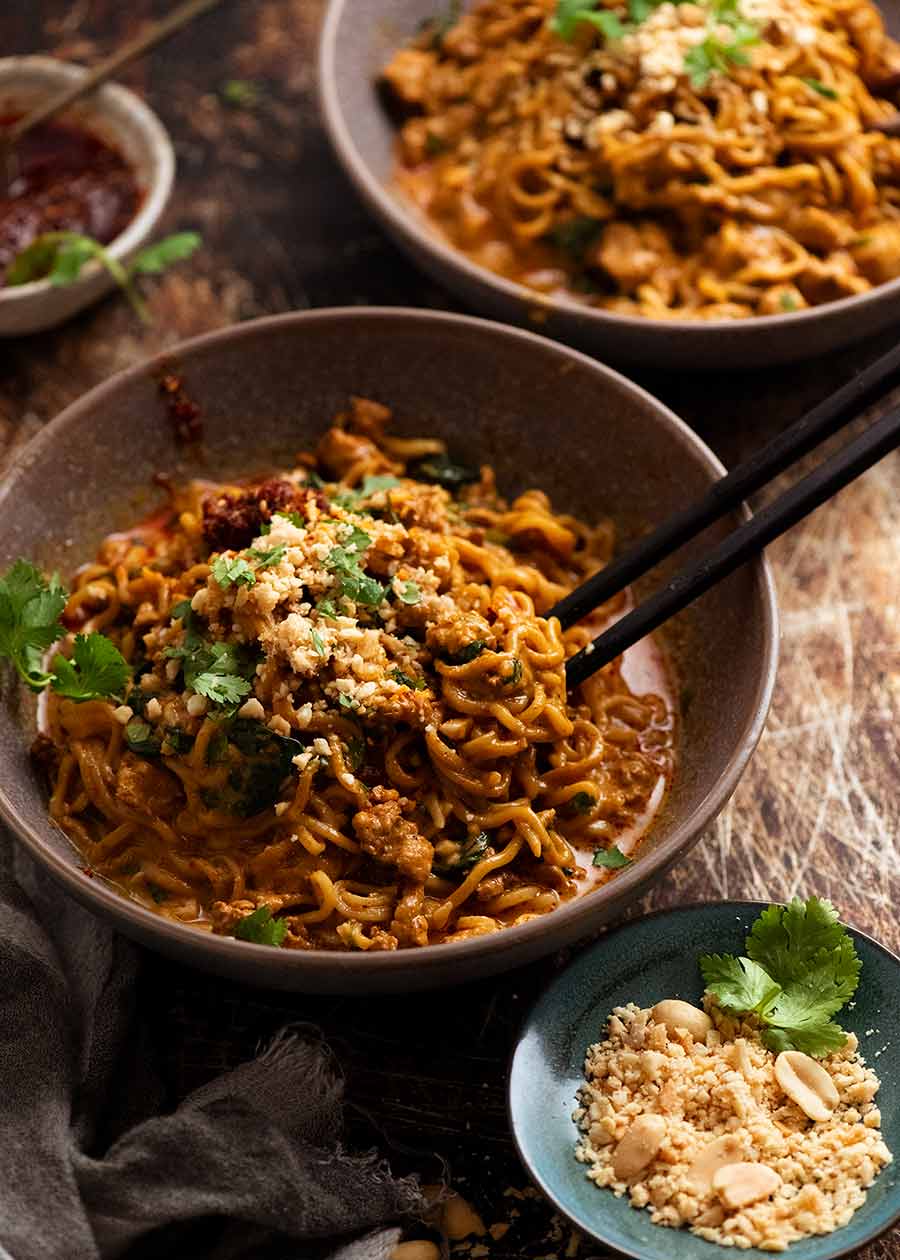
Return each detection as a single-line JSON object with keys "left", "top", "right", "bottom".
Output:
{"left": 3, "top": 4, "right": 899, "bottom": 1258}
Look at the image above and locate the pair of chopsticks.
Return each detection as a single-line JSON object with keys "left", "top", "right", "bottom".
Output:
{"left": 556, "top": 343, "right": 900, "bottom": 690}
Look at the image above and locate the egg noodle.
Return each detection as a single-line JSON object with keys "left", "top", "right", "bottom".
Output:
{"left": 383, "top": 0, "right": 900, "bottom": 318}
{"left": 37, "top": 399, "right": 674, "bottom": 950}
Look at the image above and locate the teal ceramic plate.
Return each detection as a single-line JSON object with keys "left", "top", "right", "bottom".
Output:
{"left": 509, "top": 902, "right": 900, "bottom": 1260}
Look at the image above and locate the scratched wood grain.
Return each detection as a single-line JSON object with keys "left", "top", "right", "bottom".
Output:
{"left": 1, "top": 4, "right": 898, "bottom": 1257}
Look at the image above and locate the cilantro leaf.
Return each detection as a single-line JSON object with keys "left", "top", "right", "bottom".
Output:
{"left": 234, "top": 905, "right": 287, "bottom": 947}
{"left": 433, "top": 831, "right": 491, "bottom": 877}
{"left": 396, "top": 580, "right": 421, "bottom": 605}
{"left": 324, "top": 530, "right": 385, "bottom": 607}
{"left": 413, "top": 453, "right": 478, "bottom": 488}
{"left": 124, "top": 719, "right": 162, "bottom": 755}
{"left": 684, "top": 16, "right": 759, "bottom": 87}
{"left": 0, "top": 560, "right": 67, "bottom": 689}
{"left": 593, "top": 844, "right": 631, "bottom": 869}
{"left": 390, "top": 668, "right": 427, "bottom": 690}
{"left": 246, "top": 543, "right": 287, "bottom": 568}
{"left": 271, "top": 510, "right": 305, "bottom": 529}
{"left": 52, "top": 633, "right": 130, "bottom": 702}
{"left": 700, "top": 898, "right": 861, "bottom": 1057}
{"left": 449, "top": 639, "right": 486, "bottom": 664}
{"left": 746, "top": 896, "right": 854, "bottom": 985}
{"left": 6, "top": 230, "right": 200, "bottom": 325}
{"left": 50, "top": 237, "right": 96, "bottom": 285}
{"left": 803, "top": 77, "right": 838, "bottom": 100}
{"left": 194, "top": 671, "right": 252, "bottom": 706}
{"left": 191, "top": 641, "right": 253, "bottom": 706}
{"left": 551, "top": 0, "right": 624, "bottom": 40}
{"left": 211, "top": 554, "right": 256, "bottom": 589}
{"left": 570, "top": 791, "right": 595, "bottom": 815}
{"left": 129, "top": 232, "right": 202, "bottom": 275}
{"left": 547, "top": 216, "right": 604, "bottom": 258}
{"left": 310, "top": 627, "right": 327, "bottom": 657}
{"left": 699, "top": 954, "right": 782, "bottom": 1015}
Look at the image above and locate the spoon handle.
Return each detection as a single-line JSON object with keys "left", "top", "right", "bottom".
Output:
{"left": 8, "top": 0, "right": 226, "bottom": 144}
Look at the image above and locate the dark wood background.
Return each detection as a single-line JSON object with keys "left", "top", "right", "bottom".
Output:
{"left": 2, "top": 4, "right": 898, "bottom": 1257}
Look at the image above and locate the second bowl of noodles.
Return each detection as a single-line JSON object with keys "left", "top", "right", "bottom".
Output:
{"left": 321, "top": 0, "right": 900, "bottom": 368}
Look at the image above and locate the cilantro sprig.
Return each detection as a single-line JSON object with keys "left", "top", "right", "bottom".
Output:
{"left": 164, "top": 605, "right": 255, "bottom": 709}
{"left": 551, "top": 0, "right": 624, "bottom": 41}
{"left": 6, "top": 231, "right": 201, "bottom": 325}
{"left": 234, "top": 905, "right": 287, "bottom": 947}
{"left": 700, "top": 897, "right": 861, "bottom": 1057}
{"left": 53, "top": 634, "right": 131, "bottom": 702}
{"left": 0, "top": 560, "right": 129, "bottom": 701}
{"left": 324, "top": 526, "right": 385, "bottom": 608}
{"left": 684, "top": 1, "right": 759, "bottom": 87}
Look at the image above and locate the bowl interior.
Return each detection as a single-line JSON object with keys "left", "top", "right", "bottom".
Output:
{"left": 510, "top": 902, "right": 900, "bottom": 1260}
{"left": 0, "top": 310, "right": 774, "bottom": 986}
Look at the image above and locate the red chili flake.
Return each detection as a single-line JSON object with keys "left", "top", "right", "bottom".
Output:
{"left": 201, "top": 478, "right": 310, "bottom": 550}
{"left": 80, "top": 866, "right": 96, "bottom": 878}
{"left": 158, "top": 372, "right": 202, "bottom": 444}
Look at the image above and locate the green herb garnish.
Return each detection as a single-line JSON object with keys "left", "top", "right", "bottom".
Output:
{"left": 7, "top": 231, "right": 201, "bottom": 325}
{"left": 779, "top": 293, "right": 798, "bottom": 312}
{"left": 503, "top": 657, "right": 523, "bottom": 687}
{"left": 164, "top": 626, "right": 255, "bottom": 710}
{"left": 396, "top": 580, "right": 422, "bottom": 605}
{"left": 413, "top": 453, "right": 479, "bottom": 489}
{"left": 52, "top": 633, "right": 131, "bottom": 702}
{"left": 391, "top": 668, "right": 427, "bottom": 690}
{"left": 699, "top": 897, "right": 861, "bottom": 1057}
{"left": 124, "top": 719, "right": 162, "bottom": 756}
{"left": 547, "top": 216, "right": 604, "bottom": 258}
{"left": 592, "top": 844, "right": 631, "bottom": 868}
{"left": 434, "top": 830, "right": 491, "bottom": 876}
{"left": 310, "top": 627, "right": 327, "bottom": 657}
{"left": 0, "top": 560, "right": 67, "bottom": 690}
{"left": 551, "top": 0, "right": 625, "bottom": 41}
{"left": 570, "top": 791, "right": 596, "bottom": 815}
{"left": 449, "top": 639, "right": 487, "bottom": 664}
{"left": 324, "top": 528, "right": 385, "bottom": 607}
{"left": 803, "top": 77, "right": 838, "bottom": 100}
{"left": 211, "top": 554, "right": 256, "bottom": 589}
{"left": 220, "top": 78, "right": 260, "bottom": 108}
{"left": 246, "top": 542, "right": 287, "bottom": 569}
{"left": 684, "top": 5, "right": 759, "bottom": 88}
{"left": 0, "top": 561, "right": 129, "bottom": 700}
{"left": 234, "top": 905, "right": 288, "bottom": 947}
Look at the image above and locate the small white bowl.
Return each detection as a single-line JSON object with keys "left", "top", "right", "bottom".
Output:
{"left": 0, "top": 56, "right": 175, "bottom": 336}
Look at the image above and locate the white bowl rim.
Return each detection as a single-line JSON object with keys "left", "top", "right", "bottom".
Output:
{"left": 0, "top": 306, "right": 779, "bottom": 977}
{"left": 0, "top": 54, "right": 175, "bottom": 304}
{"left": 318, "top": 0, "right": 900, "bottom": 339}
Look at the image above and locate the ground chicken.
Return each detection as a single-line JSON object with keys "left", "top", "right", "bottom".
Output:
{"left": 352, "top": 785, "right": 433, "bottom": 882}
{"left": 115, "top": 751, "right": 183, "bottom": 818}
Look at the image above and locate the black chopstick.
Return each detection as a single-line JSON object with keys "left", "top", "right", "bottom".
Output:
{"left": 565, "top": 402, "right": 900, "bottom": 689}
{"left": 549, "top": 338, "right": 900, "bottom": 631}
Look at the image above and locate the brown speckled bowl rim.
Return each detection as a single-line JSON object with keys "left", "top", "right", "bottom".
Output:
{"left": 0, "top": 307, "right": 778, "bottom": 980}
{"left": 318, "top": 0, "right": 900, "bottom": 339}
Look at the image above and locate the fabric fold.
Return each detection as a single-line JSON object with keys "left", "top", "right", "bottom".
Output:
{"left": 0, "top": 839, "right": 423, "bottom": 1260}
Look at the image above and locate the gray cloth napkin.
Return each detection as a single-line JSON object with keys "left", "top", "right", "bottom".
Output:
{"left": 0, "top": 835, "right": 424, "bottom": 1260}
